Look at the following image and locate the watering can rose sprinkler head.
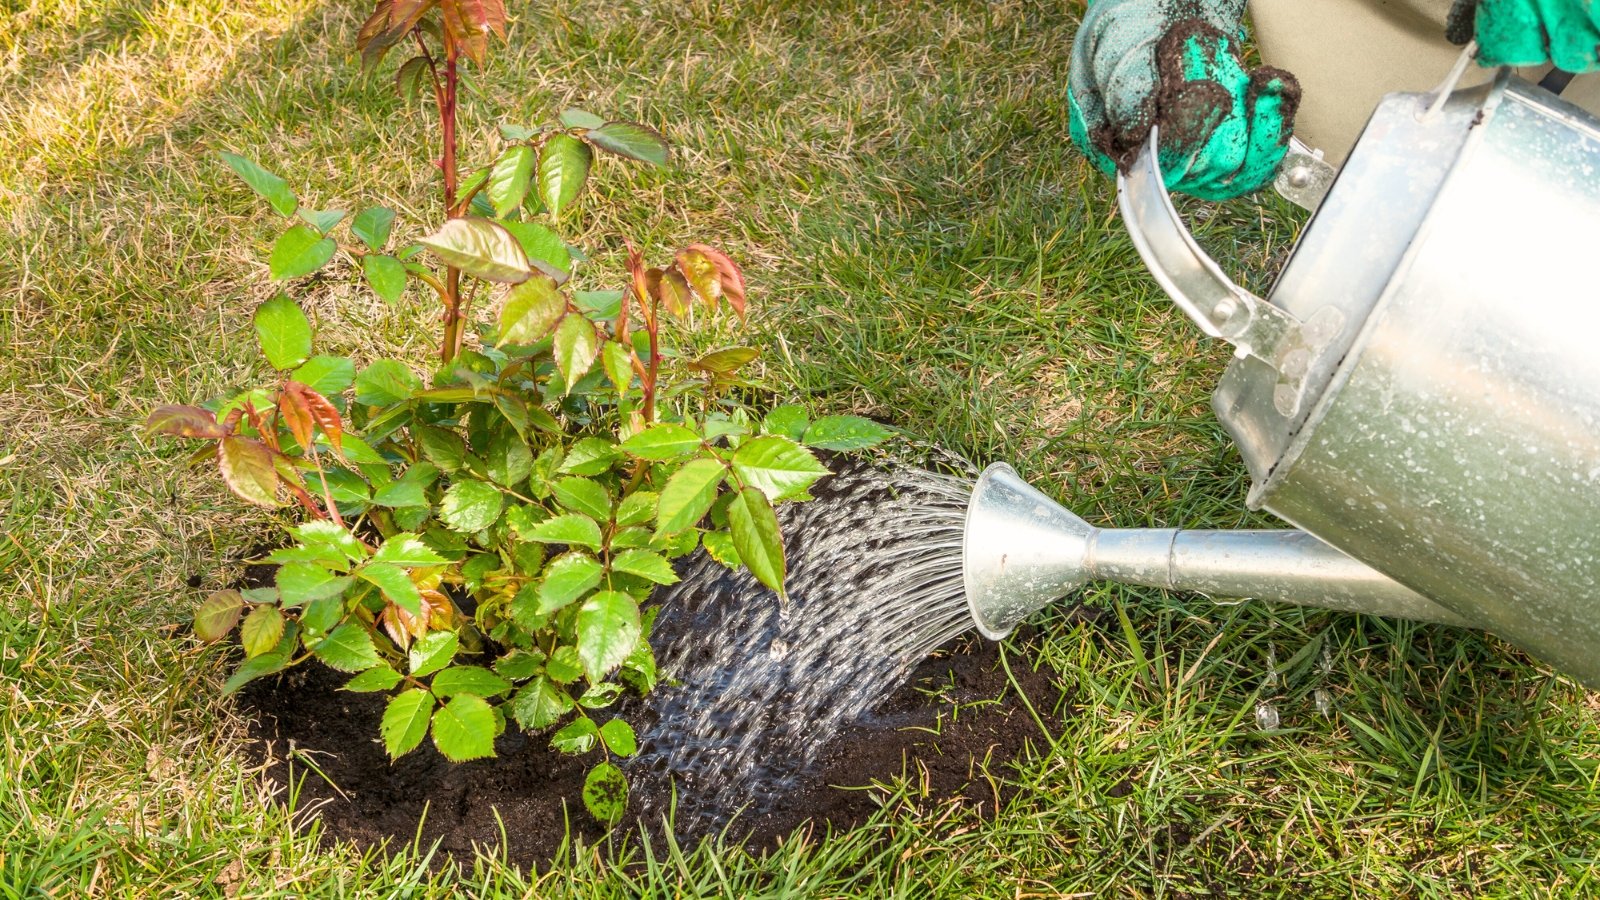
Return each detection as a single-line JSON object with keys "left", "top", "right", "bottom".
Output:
{"left": 959, "top": 464, "right": 1471, "bottom": 639}
{"left": 960, "top": 463, "right": 1096, "bottom": 640}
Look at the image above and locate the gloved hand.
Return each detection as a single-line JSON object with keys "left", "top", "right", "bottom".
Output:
{"left": 1449, "top": 0, "right": 1600, "bottom": 72}
{"left": 1067, "top": 0, "right": 1301, "bottom": 201}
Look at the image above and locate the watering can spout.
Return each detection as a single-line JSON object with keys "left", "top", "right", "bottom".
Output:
{"left": 961, "top": 464, "right": 1469, "bottom": 639}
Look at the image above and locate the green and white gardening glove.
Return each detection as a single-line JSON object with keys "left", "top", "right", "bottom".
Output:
{"left": 1449, "top": 0, "right": 1600, "bottom": 72}
{"left": 1067, "top": 0, "right": 1302, "bottom": 201}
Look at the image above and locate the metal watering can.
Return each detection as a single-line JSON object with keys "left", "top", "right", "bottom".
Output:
{"left": 962, "top": 63, "right": 1600, "bottom": 688}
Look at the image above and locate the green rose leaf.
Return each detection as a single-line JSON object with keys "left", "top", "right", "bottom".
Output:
{"left": 486, "top": 429, "right": 533, "bottom": 488}
{"left": 599, "top": 718, "right": 638, "bottom": 757}
{"left": 728, "top": 486, "right": 787, "bottom": 600}
{"left": 371, "top": 533, "right": 449, "bottom": 567}
{"left": 689, "top": 346, "right": 759, "bottom": 376}
{"left": 312, "top": 623, "right": 381, "bottom": 672}
{"left": 276, "top": 563, "right": 353, "bottom": 606}
{"left": 498, "top": 274, "right": 565, "bottom": 346}
{"left": 558, "top": 438, "right": 619, "bottom": 476}
{"left": 577, "top": 682, "right": 623, "bottom": 709}
{"left": 803, "top": 415, "right": 895, "bottom": 451}
{"left": 414, "top": 425, "right": 468, "bottom": 472}
{"left": 585, "top": 121, "right": 671, "bottom": 167}
{"left": 381, "top": 689, "right": 435, "bottom": 758}
{"left": 614, "top": 491, "right": 656, "bottom": 527}
{"left": 500, "top": 221, "right": 572, "bottom": 276}
{"left": 574, "top": 289, "right": 622, "bottom": 321}
{"left": 298, "top": 594, "right": 343, "bottom": 637}
{"left": 362, "top": 254, "right": 408, "bottom": 304}
{"left": 701, "top": 530, "right": 741, "bottom": 570}
{"left": 550, "top": 716, "right": 598, "bottom": 753}
{"left": 222, "top": 622, "right": 297, "bottom": 695}
{"left": 297, "top": 208, "right": 347, "bottom": 235}
{"left": 620, "top": 638, "right": 658, "bottom": 692}
{"left": 761, "top": 405, "right": 809, "bottom": 440}
{"left": 510, "top": 676, "right": 573, "bottom": 730}
{"left": 619, "top": 424, "right": 702, "bottom": 461}
{"left": 268, "top": 224, "right": 337, "bottom": 281}
{"left": 217, "top": 436, "right": 280, "bottom": 508}
{"left": 538, "top": 133, "right": 592, "bottom": 219}
{"left": 417, "top": 217, "right": 532, "bottom": 284}
{"left": 194, "top": 589, "right": 245, "bottom": 641}
{"left": 430, "top": 665, "right": 514, "bottom": 698}
{"left": 610, "top": 549, "right": 678, "bottom": 585}
{"left": 290, "top": 355, "right": 355, "bottom": 395}
{"left": 582, "top": 761, "right": 628, "bottom": 823}
{"left": 293, "top": 520, "right": 368, "bottom": 562}
{"left": 409, "top": 630, "right": 458, "bottom": 677}
{"left": 538, "top": 551, "right": 604, "bottom": 614}
{"left": 545, "top": 645, "right": 583, "bottom": 684}
{"left": 552, "top": 477, "right": 610, "bottom": 521}
{"left": 356, "top": 562, "right": 423, "bottom": 616}
{"left": 654, "top": 458, "right": 726, "bottom": 535}
{"left": 354, "top": 359, "right": 422, "bottom": 406}
{"left": 609, "top": 527, "right": 651, "bottom": 549}
{"left": 351, "top": 206, "right": 396, "bottom": 250}
{"left": 526, "top": 513, "right": 603, "bottom": 550}
{"left": 219, "top": 151, "right": 297, "bottom": 216}
{"left": 488, "top": 144, "right": 536, "bottom": 217}
{"left": 240, "top": 605, "right": 285, "bottom": 658}
{"left": 495, "top": 649, "right": 547, "bottom": 682}
{"left": 559, "top": 108, "right": 606, "bottom": 130}
{"left": 438, "top": 480, "right": 504, "bottom": 533}
{"left": 553, "top": 313, "right": 598, "bottom": 392}
{"left": 254, "top": 293, "right": 313, "bottom": 370}
{"left": 371, "top": 461, "right": 439, "bottom": 508}
{"left": 343, "top": 663, "right": 402, "bottom": 692}
{"left": 730, "top": 435, "right": 830, "bottom": 501}
{"left": 602, "top": 340, "right": 633, "bottom": 393}
{"left": 576, "top": 590, "right": 641, "bottom": 682}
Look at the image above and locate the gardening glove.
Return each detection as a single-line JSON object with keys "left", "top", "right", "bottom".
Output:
{"left": 1067, "top": 0, "right": 1302, "bottom": 201}
{"left": 1448, "top": 0, "right": 1600, "bottom": 72}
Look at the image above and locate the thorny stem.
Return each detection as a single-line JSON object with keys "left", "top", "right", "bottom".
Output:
{"left": 437, "top": 36, "right": 465, "bottom": 363}
{"left": 305, "top": 445, "right": 345, "bottom": 529}
{"left": 643, "top": 304, "right": 661, "bottom": 424}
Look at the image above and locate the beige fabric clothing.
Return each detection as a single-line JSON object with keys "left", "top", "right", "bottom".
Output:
{"left": 1250, "top": 0, "right": 1600, "bottom": 162}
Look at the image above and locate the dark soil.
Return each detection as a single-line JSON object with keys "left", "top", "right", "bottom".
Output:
{"left": 239, "top": 632, "right": 1064, "bottom": 867}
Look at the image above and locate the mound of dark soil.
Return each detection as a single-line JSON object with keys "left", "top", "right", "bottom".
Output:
{"left": 239, "top": 633, "right": 1064, "bottom": 867}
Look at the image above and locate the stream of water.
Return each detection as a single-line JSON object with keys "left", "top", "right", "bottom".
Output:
{"left": 631, "top": 461, "right": 976, "bottom": 830}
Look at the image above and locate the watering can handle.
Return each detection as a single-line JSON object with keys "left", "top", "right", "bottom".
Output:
{"left": 1115, "top": 130, "right": 1339, "bottom": 415}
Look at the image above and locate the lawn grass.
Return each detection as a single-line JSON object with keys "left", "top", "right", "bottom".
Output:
{"left": 4, "top": 0, "right": 1599, "bottom": 895}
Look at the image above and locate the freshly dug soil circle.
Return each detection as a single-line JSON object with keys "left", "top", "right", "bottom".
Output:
{"left": 239, "top": 633, "right": 1064, "bottom": 866}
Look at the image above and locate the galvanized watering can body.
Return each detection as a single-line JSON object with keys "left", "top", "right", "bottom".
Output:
{"left": 1117, "top": 69, "right": 1600, "bottom": 686}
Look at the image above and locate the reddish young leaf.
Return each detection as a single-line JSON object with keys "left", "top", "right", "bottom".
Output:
{"left": 357, "top": 0, "right": 412, "bottom": 69}
{"left": 438, "top": 0, "right": 486, "bottom": 64}
{"left": 457, "top": 0, "right": 506, "bottom": 38}
{"left": 285, "top": 382, "right": 345, "bottom": 456}
{"left": 657, "top": 268, "right": 692, "bottom": 319}
{"left": 217, "top": 437, "right": 280, "bottom": 507}
{"left": 146, "top": 405, "right": 228, "bottom": 440}
{"left": 626, "top": 241, "right": 653, "bottom": 329}
{"left": 277, "top": 389, "right": 315, "bottom": 454}
{"left": 684, "top": 243, "right": 747, "bottom": 319}
{"left": 675, "top": 248, "right": 721, "bottom": 311}
{"left": 357, "top": 0, "right": 394, "bottom": 48}
{"left": 380, "top": 604, "right": 413, "bottom": 650}
{"left": 387, "top": 0, "right": 435, "bottom": 30}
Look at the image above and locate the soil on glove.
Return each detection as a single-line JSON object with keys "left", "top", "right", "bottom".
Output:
{"left": 239, "top": 632, "right": 1065, "bottom": 867}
